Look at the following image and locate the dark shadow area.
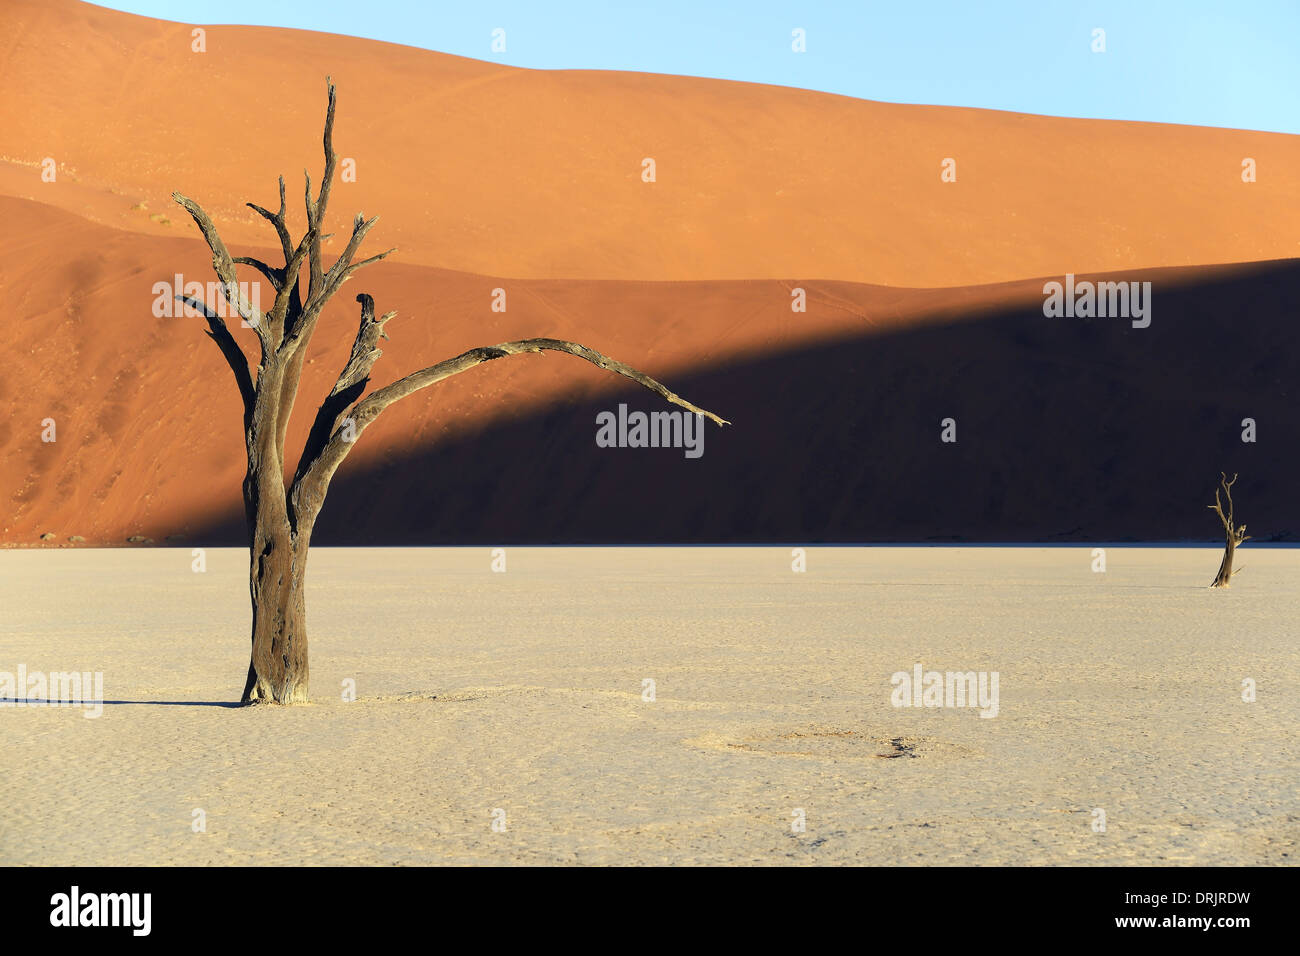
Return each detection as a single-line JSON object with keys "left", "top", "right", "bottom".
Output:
{"left": 189, "top": 259, "right": 1300, "bottom": 544}
{"left": 0, "top": 698, "right": 242, "bottom": 708}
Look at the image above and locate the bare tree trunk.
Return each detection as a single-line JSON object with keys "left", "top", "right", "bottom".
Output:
{"left": 242, "top": 520, "right": 311, "bottom": 704}
{"left": 1211, "top": 531, "right": 1236, "bottom": 588}
{"left": 1208, "top": 472, "right": 1249, "bottom": 589}
{"left": 238, "top": 357, "right": 314, "bottom": 703}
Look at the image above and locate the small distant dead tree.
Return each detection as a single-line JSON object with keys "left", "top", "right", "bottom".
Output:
{"left": 1207, "top": 472, "right": 1249, "bottom": 588}
{"left": 172, "top": 79, "right": 728, "bottom": 704}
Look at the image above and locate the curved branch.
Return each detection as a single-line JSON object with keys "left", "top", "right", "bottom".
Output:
{"left": 232, "top": 256, "right": 284, "bottom": 293}
{"left": 363, "top": 339, "right": 729, "bottom": 427}
{"left": 175, "top": 294, "right": 255, "bottom": 416}
{"left": 291, "top": 335, "right": 728, "bottom": 526}
{"left": 172, "top": 191, "right": 269, "bottom": 356}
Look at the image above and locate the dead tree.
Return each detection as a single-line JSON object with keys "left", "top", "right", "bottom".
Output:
{"left": 173, "top": 80, "right": 728, "bottom": 704}
{"left": 1207, "top": 472, "right": 1249, "bottom": 588}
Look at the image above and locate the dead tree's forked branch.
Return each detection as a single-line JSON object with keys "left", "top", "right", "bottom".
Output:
{"left": 171, "top": 77, "right": 729, "bottom": 704}
{"left": 1208, "top": 472, "right": 1250, "bottom": 588}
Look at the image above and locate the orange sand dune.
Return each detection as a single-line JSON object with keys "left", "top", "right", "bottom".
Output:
{"left": 3, "top": 0, "right": 1298, "bottom": 288}
{"left": 0, "top": 195, "right": 1046, "bottom": 545}
{"left": 5, "top": 196, "right": 1298, "bottom": 547}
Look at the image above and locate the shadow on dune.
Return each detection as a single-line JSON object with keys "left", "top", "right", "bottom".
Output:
{"left": 1, "top": 699, "right": 243, "bottom": 708}
{"left": 188, "top": 259, "right": 1300, "bottom": 545}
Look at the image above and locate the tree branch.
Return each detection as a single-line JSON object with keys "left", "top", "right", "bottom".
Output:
{"left": 303, "top": 78, "right": 337, "bottom": 309}
{"left": 362, "top": 339, "right": 730, "bottom": 426}
{"left": 290, "top": 293, "right": 394, "bottom": 505}
{"left": 1207, "top": 497, "right": 1229, "bottom": 531}
{"left": 281, "top": 78, "right": 392, "bottom": 360}
{"left": 1221, "top": 472, "right": 1237, "bottom": 523}
{"left": 232, "top": 256, "right": 285, "bottom": 293}
{"left": 1208, "top": 472, "right": 1250, "bottom": 545}
{"left": 295, "top": 213, "right": 392, "bottom": 327}
{"left": 175, "top": 294, "right": 255, "bottom": 417}
{"left": 290, "top": 333, "right": 728, "bottom": 526}
{"left": 273, "top": 79, "right": 339, "bottom": 474}
{"left": 172, "top": 191, "right": 269, "bottom": 358}
{"left": 266, "top": 228, "right": 316, "bottom": 335}
{"left": 245, "top": 174, "right": 303, "bottom": 326}
{"left": 245, "top": 175, "right": 293, "bottom": 263}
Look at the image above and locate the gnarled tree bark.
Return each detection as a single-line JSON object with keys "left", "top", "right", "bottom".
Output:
{"left": 172, "top": 79, "right": 729, "bottom": 704}
{"left": 1207, "top": 472, "right": 1249, "bottom": 588}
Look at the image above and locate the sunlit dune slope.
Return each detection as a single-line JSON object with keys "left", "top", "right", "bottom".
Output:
{"left": 2, "top": 0, "right": 1298, "bottom": 287}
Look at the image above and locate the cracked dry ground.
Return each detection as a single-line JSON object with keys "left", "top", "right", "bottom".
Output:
{"left": 1, "top": 547, "right": 1296, "bottom": 865}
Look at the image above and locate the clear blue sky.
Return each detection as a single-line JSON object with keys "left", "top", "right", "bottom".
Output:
{"left": 92, "top": 1, "right": 1300, "bottom": 134}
